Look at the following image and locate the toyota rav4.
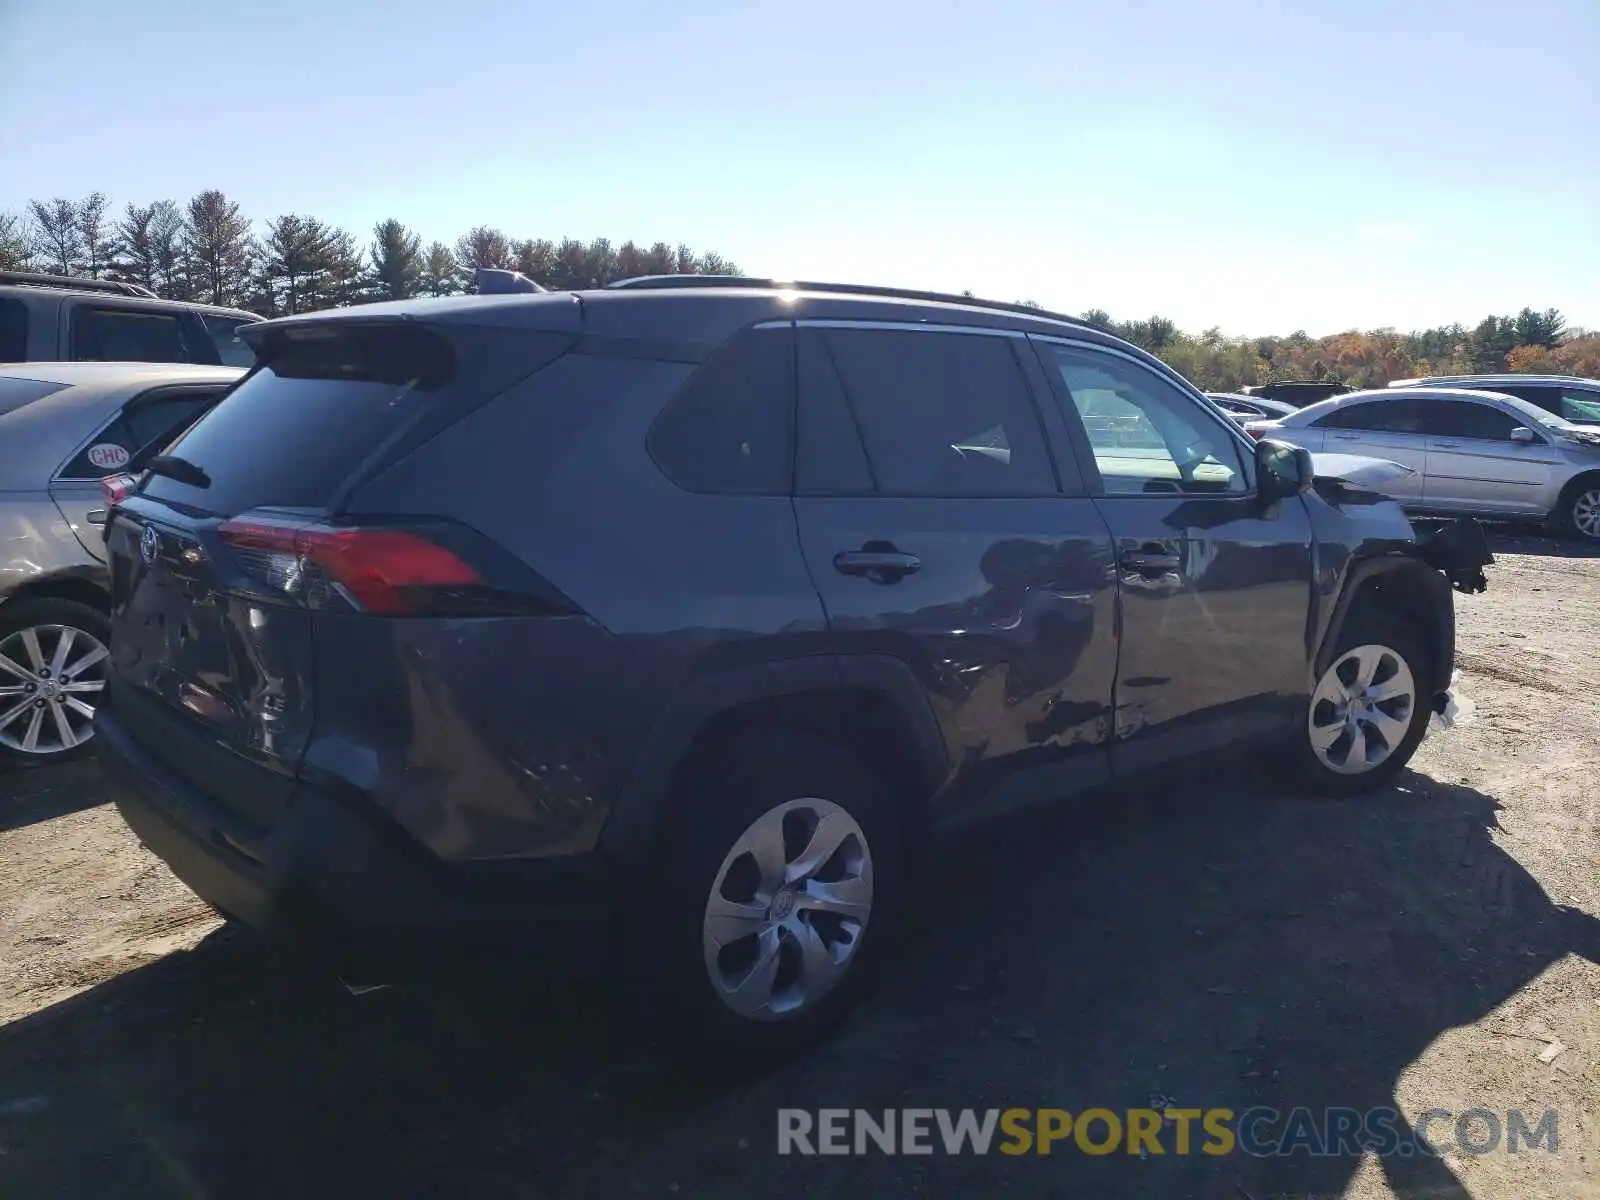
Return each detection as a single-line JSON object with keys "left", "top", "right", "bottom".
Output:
{"left": 93, "top": 278, "right": 1490, "bottom": 1053}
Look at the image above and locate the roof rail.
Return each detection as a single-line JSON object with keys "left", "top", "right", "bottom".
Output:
{"left": 0, "top": 269, "right": 158, "bottom": 299}
{"left": 605, "top": 275, "right": 1090, "bottom": 330}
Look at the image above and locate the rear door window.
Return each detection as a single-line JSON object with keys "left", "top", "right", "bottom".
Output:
{"left": 1315, "top": 398, "right": 1425, "bottom": 433}
{"left": 0, "top": 297, "right": 27, "bottom": 360}
{"left": 142, "top": 325, "right": 455, "bottom": 515}
{"left": 1558, "top": 389, "right": 1600, "bottom": 424}
{"left": 58, "top": 388, "right": 226, "bottom": 480}
{"left": 70, "top": 306, "right": 194, "bottom": 362}
{"left": 812, "top": 327, "right": 1057, "bottom": 497}
{"left": 648, "top": 326, "right": 793, "bottom": 493}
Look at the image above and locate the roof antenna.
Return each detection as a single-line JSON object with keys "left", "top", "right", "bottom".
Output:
{"left": 474, "top": 267, "right": 547, "bottom": 294}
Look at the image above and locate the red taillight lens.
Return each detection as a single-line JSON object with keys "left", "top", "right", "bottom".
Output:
{"left": 219, "top": 519, "right": 482, "bottom": 614}
{"left": 1247, "top": 428, "right": 1266, "bottom": 440}
{"left": 101, "top": 473, "right": 139, "bottom": 505}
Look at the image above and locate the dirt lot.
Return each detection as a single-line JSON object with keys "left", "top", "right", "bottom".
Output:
{"left": 2, "top": 531, "right": 1597, "bottom": 1199}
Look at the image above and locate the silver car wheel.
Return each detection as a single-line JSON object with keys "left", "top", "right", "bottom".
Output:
{"left": 1571, "top": 489, "right": 1600, "bottom": 539}
{"left": 0, "top": 624, "right": 109, "bottom": 755}
{"left": 702, "top": 797, "right": 873, "bottom": 1022}
{"left": 1308, "top": 643, "right": 1416, "bottom": 776}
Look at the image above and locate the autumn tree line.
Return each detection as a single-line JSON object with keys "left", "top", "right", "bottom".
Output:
{"left": 3, "top": 190, "right": 1596, "bottom": 391}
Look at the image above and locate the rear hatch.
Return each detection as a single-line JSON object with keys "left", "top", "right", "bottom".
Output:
{"left": 104, "top": 315, "right": 577, "bottom": 835}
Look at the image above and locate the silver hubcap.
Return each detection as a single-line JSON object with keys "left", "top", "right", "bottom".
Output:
{"left": 1308, "top": 643, "right": 1416, "bottom": 776}
{"left": 702, "top": 797, "right": 873, "bottom": 1022}
{"left": 0, "top": 624, "right": 109, "bottom": 755}
{"left": 1572, "top": 489, "right": 1600, "bottom": 538}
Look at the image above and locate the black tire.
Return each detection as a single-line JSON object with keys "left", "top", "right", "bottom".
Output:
{"left": 1292, "top": 609, "right": 1434, "bottom": 798}
{"left": 0, "top": 596, "right": 111, "bottom": 766}
{"left": 643, "top": 728, "right": 904, "bottom": 1059}
{"left": 1556, "top": 475, "right": 1600, "bottom": 542}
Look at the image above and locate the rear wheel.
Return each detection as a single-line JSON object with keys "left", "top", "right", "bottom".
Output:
{"left": 0, "top": 598, "right": 110, "bottom": 764}
{"left": 1293, "top": 611, "right": 1433, "bottom": 797}
{"left": 647, "top": 729, "right": 903, "bottom": 1057}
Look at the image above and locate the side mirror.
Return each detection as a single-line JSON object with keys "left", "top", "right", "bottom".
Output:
{"left": 1509, "top": 426, "right": 1536, "bottom": 443}
{"left": 1257, "top": 438, "right": 1314, "bottom": 501}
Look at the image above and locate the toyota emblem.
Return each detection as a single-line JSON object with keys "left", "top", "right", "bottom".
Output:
{"left": 140, "top": 524, "right": 159, "bottom": 566}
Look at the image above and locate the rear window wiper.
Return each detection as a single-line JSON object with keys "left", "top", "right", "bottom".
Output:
{"left": 144, "top": 454, "right": 211, "bottom": 489}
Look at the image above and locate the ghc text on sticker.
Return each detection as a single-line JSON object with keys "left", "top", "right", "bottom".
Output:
{"left": 775, "top": 1108, "right": 1561, "bottom": 1157}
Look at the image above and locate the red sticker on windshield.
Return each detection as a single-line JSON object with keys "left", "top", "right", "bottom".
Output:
{"left": 87, "top": 443, "right": 130, "bottom": 470}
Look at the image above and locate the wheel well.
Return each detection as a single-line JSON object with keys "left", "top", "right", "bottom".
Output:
{"left": 667, "top": 688, "right": 937, "bottom": 845}
{"left": 1557, "top": 469, "right": 1600, "bottom": 510}
{"left": 1341, "top": 567, "right": 1444, "bottom": 682}
{"left": 0, "top": 575, "right": 110, "bottom": 616}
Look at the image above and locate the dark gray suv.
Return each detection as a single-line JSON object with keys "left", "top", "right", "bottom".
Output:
{"left": 92, "top": 279, "right": 1489, "bottom": 1052}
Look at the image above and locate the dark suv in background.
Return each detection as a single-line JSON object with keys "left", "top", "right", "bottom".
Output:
{"left": 94, "top": 279, "right": 1487, "bottom": 1052}
{"left": 0, "top": 270, "right": 259, "bottom": 367}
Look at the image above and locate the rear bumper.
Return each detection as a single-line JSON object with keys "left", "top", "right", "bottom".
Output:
{"left": 95, "top": 705, "right": 612, "bottom": 976}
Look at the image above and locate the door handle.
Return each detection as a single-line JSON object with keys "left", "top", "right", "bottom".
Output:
{"left": 1432, "top": 441, "right": 1460, "bottom": 449}
{"left": 1119, "top": 544, "right": 1181, "bottom": 576}
{"left": 86, "top": 508, "right": 107, "bottom": 526}
{"left": 833, "top": 546, "right": 921, "bottom": 583}
{"left": 1331, "top": 433, "right": 1362, "bottom": 440}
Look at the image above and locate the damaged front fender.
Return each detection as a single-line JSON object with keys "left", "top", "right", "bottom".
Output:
{"left": 1411, "top": 517, "right": 1494, "bottom": 594}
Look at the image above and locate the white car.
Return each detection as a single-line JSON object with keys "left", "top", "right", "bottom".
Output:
{"left": 1244, "top": 387, "right": 1600, "bottom": 538}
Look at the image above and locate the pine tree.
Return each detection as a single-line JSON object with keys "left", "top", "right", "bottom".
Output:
{"left": 0, "top": 212, "right": 29, "bottom": 270}
{"left": 368, "top": 219, "right": 422, "bottom": 301}
{"left": 74, "top": 192, "right": 115, "bottom": 278}
{"left": 26, "top": 198, "right": 80, "bottom": 275}
{"left": 261, "top": 214, "right": 334, "bottom": 314}
{"left": 420, "top": 241, "right": 460, "bottom": 296}
{"left": 183, "top": 190, "right": 252, "bottom": 307}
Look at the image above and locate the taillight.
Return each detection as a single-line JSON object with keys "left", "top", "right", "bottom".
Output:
{"left": 101, "top": 473, "right": 139, "bottom": 505}
{"left": 1246, "top": 428, "right": 1267, "bottom": 440}
{"left": 219, "top": 517, "right": 482, "bottom": 615}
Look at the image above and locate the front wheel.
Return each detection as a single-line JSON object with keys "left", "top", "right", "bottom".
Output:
{"left": 1293, "top": 612, "right": 1433, "bottom": 797}
{"left": 1559, "top": 481, "right": 1600, "bottom": 541}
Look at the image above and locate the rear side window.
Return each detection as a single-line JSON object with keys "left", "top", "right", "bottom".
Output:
{"left": 70, "top": 306, "right": 193, "bottom": 363}
{"left": 812, "top": 327, "right": 1056, "bottom": 497}
{"left": 796, "top": 327, "right": 874, "bottom": 493}
{"left": 0, "top": 376, "right": 68, "bottom": 417}
{"left": 0, "top": 298, "right": 26, "bottom": 361}
{"left": 198, "top": 313, "right": 259, "bottom": 367}
{"left": 58, "top": 388, "right": 223, "bottom": 480}
{"left": 144, "top": 325, "right": 455, "bottom": 515}
{"left": 649, "top": 327, "right": 794, "bottom": 493}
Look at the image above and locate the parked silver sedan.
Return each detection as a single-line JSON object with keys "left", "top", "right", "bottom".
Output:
{"left": 1243, "top": 387, "right": 1600, "bottom": 539}
{"left": 0, "top": 362, "right": 243, "bottom": 761}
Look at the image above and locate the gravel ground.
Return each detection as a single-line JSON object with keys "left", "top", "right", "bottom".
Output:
{"left": 1, "top": 531, "right": 1596, "bottom": 1199}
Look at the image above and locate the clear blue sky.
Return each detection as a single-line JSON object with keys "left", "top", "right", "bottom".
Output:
{"left": 2, "top": 0, "right": 1595, "bottom": 335}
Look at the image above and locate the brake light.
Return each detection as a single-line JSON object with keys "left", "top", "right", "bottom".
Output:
{"left": 1247, "top": 428, "right": 1267, "bottom": 440}
{"left": 219, "top": 518, "right": 482, "bottom": 615}
{"left": 101, "top": 473, "right": 139, "bottom": 505}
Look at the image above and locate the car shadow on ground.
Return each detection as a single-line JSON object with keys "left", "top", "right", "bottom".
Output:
{"left": 0, "top": 756, "right": 107, "bottom": 832}
{"left": 1484, "top": 526, "right": 1600, "bottom": 559}
{"left": 1, "top": 764, "right": 1595, "bottom": 1199}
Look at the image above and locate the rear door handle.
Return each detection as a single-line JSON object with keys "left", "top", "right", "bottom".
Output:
{"left": 86, "top": 508, "right": 107, "bottom": 526}
{"left": 1432, "top": 441, "right": 1460, "bottom": 449}
{"left": 833, "top": 548, "right": 921, "bottom": 583}
{"left": 1119, "top": 544, "right": 1181, "bottom": 575}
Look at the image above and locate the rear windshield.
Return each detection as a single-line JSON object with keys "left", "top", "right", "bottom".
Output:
{"left": 0, "top": 376, "right": 69, "bottom": 417}
{"left": 142, "top": 325, "right": 454, "bottom": 515}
